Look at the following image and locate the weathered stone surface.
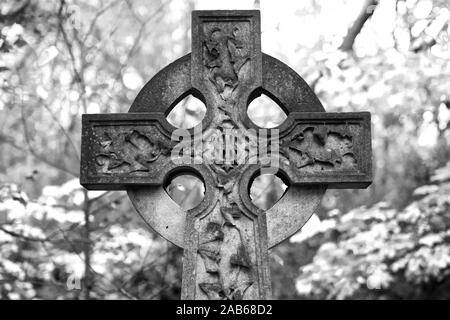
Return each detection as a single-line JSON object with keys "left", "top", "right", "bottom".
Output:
{"left": 80, "top": 9, "right": 373, "bottom": 300}
{"left": 279, "top": 112, "right": 371, "bottom": 188}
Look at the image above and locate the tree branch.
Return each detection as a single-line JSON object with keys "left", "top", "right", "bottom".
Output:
{"left": 339, "top": 0, "right": 379, "bottom": 52}
{"left": 19, "top": 92, "right": 78, "bottom": 177}
{"left": 0, "top": 226, "right": 54, "bottom": 243}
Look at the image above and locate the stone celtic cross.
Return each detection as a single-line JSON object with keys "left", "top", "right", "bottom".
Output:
{"left": 80, "top": 10, "right": 372, "bottom": 300}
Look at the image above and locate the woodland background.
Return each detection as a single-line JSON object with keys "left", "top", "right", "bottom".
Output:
{"left": 0, "top": 0, "right": 449, "bottom": 299}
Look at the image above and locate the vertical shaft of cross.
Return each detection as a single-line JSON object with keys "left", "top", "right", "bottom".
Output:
{"left": 179, "top": 10, "right": 271, "bottom": 299}
{"left": 181, "top": 192, "right": 272, "bottom": 300}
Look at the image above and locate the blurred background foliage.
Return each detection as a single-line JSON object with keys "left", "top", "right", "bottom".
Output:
{"left": 0, "top": 0, "right": 449, "bottom": 299}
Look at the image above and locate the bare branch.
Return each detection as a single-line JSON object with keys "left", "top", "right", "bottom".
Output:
{"left": 0, "top": 226, "right": 54, "bottom": 243}
{"left": 82, "top": 0, "right": 122, "bottom": 43}
{"left": 19, "top": 93, "right": 78, "bottom": 177}
{"left": 111, "top": 2, "right": 168, "bottom": 86}
{"left": 339, "top": 0, "right": 378, "bottom": 52}
{"left": 41, "top": 101, "right": 80, "bottom": 162}
{"left": 55, "top": 223, "right": 140, "bottom": 300}
{"left": 88, "top": 194, "right": 127, "bottom": 216}
{"left": 0, "top": 224, "right": 67, "bottom": 243}
{"left": 57, "top": 0, "right": 88, "bottom": 114}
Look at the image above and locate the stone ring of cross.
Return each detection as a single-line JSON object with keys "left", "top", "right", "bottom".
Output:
{"left": 81, "top": 10, "right": 372, "bottom": 300}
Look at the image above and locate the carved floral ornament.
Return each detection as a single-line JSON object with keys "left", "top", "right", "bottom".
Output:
{"left": 203, "top": 25, "right": 250, "bottom": 100}
{"left": 93, "top": 123, "right": 357, "bottom": 174}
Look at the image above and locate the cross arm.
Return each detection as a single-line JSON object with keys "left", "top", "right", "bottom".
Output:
{"left": 80, "top": 113, "right": 177, "bottom": 190}
{"left": 279, "top": 111, "right": 372, "bottom": 188}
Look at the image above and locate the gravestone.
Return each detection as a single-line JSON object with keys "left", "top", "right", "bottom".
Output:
{"left": 80, "top": 10, "right": 372, "bottom": 300}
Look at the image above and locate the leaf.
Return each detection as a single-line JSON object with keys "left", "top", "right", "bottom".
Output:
{"left": 220, "top": 205, "right": 242, "bottom": 221}
{"left": 199, "top": 282, "right": 224, "bottom": 300}
{"left": 230, "top": 244, "right": 251, "bottom": 268}
{"left": 229, "top": 280, "right": 253, "bottom": 300}
{"left": 413, "top": 184, "right": 439, "bottom": 196}
{"left": 198, "top": 243, "right": 221, "bottom": 273}
{"left": 0, "top": 41, "right": 12, "bottom": 53}
{"left": 200, "top": 222, "right": 224, "bottom": 244}
{"left": 14, "top": 36, "right": 27, "bottom": 48}
{"left": 431, "top": 162, "right": 450, "bottom": 183}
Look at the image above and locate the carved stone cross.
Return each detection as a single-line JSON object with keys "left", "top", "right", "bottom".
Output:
{"left": 80, "top": 10, "right": 372, "bottom": 300}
